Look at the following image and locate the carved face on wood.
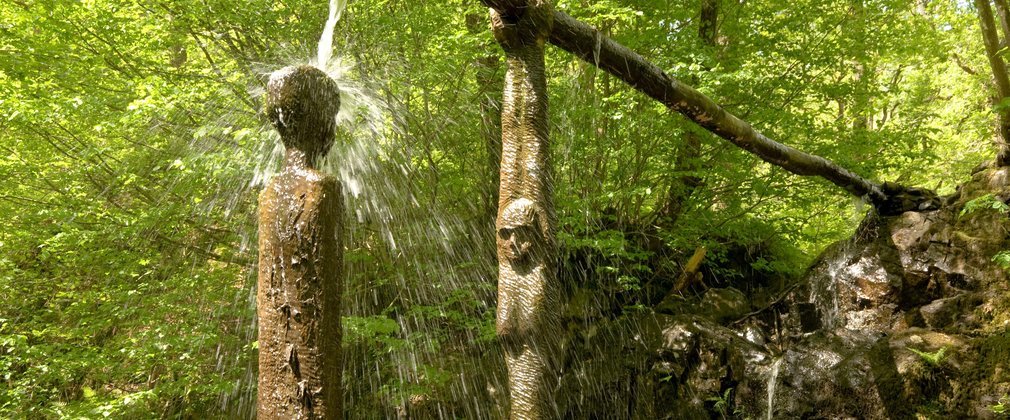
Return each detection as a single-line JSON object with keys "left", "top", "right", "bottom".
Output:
{"left": 498, "top": 198, "right": 542, "bottom": 268}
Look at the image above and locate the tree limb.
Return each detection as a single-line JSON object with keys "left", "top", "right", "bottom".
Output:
{"left": 544, "top": 10, "right": 938, "bottom": 214}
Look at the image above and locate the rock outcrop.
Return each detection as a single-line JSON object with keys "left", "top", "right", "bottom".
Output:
{"left": 559, "top": 167, "right": 1010, "bottom": 418}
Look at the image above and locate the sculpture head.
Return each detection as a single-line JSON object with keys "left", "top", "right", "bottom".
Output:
{"left": 266, "top": 65, "right": 341, "bottom": 165}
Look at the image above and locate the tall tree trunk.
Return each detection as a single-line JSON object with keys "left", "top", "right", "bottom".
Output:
{"left": 546, "top": 10, "right": 938, "bottom": 214}
{"left": 467, "top": 13, "right": 505, "bottom": 225}
{"left": 699, "top": 0, "right": 719, "bottom": 45}
{"left": 258, "top": 65, "right": 343, "bottom": 419}
{"left": 483, "top": 0, "right": 561, "bottom": 418}
{"left": 976, "top": 0, "right": 1010, "bottom": 165}
{"left": 658, "top": 129, "right": 702, "bottom": 223}
{"left": 658, "top": 0, "right": 718, "bottom": 223}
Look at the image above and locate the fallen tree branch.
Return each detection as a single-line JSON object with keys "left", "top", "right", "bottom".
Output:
{"left": 669, "top": 246, "right": 707, "bottom": 296}
{"left": 546, "top": 10, "right": 939, "bottom": 215}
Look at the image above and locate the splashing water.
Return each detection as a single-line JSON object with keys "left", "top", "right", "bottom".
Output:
{"left": 316, "top": 0, "right": 348, "bottom": 70}
{"left": 319, "top": 69, "right": 503, "bottom": 418}
{"left": 127, "top": 0, "right": 505, "bottom": 415}
{"left": 244, "top": 2, "right": 507, "bottom": 416}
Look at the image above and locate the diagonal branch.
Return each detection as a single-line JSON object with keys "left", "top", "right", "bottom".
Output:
{"left": 545, "top": 10, "right": 938, "bottom": 214}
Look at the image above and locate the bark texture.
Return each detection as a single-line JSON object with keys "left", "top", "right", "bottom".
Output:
{"left": 976, "top": 0, "right": 1010, "bottom": 166}
{"left": 258, "top": 65, "right": 343, "bottom": 419}
{"left": 546, "top": 10, "right": 939, "bottom": 214}
{"left": 485, "top": 1, "right": 562, "bottom": 418}
{"left": 996, "top": 0, "right": 1010, "bottom": 40}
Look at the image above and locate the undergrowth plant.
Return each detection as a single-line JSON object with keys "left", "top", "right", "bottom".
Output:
{"left": 909, "top": 346, "right": 949, "bottom": 368}
{"left": 992, "top": 394, "right": 1010, "bottom": 417}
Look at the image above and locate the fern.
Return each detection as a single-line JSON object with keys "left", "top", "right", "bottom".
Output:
{"left": 908, "top": 346, "right": 948, "bottom": 367}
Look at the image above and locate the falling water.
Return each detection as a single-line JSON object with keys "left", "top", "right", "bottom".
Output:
{"left": 810, "top": 244, "right": 852, "bottom": 331}
{"left": 244, "top": 1, "right": 507, "bottom": 416}
{"left": 766, "top": 357, "right": 784, "bottom": 420}
{"left": 316, "top": 0, "right": 348, "bottom": 70}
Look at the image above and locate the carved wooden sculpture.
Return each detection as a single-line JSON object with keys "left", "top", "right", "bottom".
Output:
{"left": 483, "top": 1, "right": 562, "bottom": 417}
{"left": 258, "top": 65, "right": 343, "bottom": 419}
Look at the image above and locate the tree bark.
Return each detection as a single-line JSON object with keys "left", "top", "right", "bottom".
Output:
{"left": 258, "top": 164, "right": 343, "bottom": 419}
{"left": 699, "top": 0, "right": 719, "bottom": 46}
{"left": 658, "top": 129, "right": 702, "bottom": 223}
{"left": 976, "top": 0, "right": 1010, "bottom": 165}
{"left": 485, "top": 1, "right": 562, "bottom": 418}
{"left": 659, "top": 0, "right": 717, "bottom": 222}
{"left": 546, "top": 10, "right": 939, "bottom": 214}
{"left": 258, "top": 66, "right": 343, "bottom": 419}
{"left": 993, "top": 0, "right": 1010, "bottom": 46}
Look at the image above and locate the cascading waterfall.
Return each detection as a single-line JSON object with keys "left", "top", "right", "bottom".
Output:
{"left": 766, "top": 357, "right": 783, "bottom": 420}
{"left": 810, "top": 244, "right": 852, "bottom": 330}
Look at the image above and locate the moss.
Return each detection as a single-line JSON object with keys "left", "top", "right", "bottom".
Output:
{"left": 983, "top": 292, "right": 1010, "bottom": 334}
{"left": 976, "top": 330, "right": 1010, "bottom": 381}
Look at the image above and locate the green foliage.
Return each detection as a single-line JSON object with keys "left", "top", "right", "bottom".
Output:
{"left": 993, "top": 251, "right": 1010, "bottom": 270}
{"left": 0, "top": 0, "right": 1002, "bottom": 416}
{"left": 958, "top": 194, "right": 1010, "bottom": 270}
{"left": 960, "top": 193, "right": 1010, "bottom": 218}
{"left": 992, "top": 394, "right": 1010, "bottom": 416}
{"left": 706, "top": 387, "right": 743, "bottom": 418}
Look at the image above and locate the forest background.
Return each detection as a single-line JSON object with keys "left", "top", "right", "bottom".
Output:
{"left": 0, "top": 0, "right": 1001, "bottom": 417}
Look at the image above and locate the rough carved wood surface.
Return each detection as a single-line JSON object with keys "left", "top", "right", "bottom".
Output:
{"left": 489, "top": 1, "right": 563, "bottom": 418}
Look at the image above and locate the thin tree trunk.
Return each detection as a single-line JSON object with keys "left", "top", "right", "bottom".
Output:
{"left": 479, "top": 55, "right": 504, "bottom": 223}
{"left": 547, "top": 10, "right": 939, "bottom": 213}
{"left": 699, "top": 0, "right": 719, "bottom": 45}
{"left": 658, "top": 130, "right": 702, "bottom": 223}
{"left": 467, "top": 13, "right": 504, "bottom": 226}
{"left": 976, "top": 0, "right": 1010, "bottom": 165}
{"left": 993, "top": 0, "right": 1010, "bottom": 45}
{"left": 659, "top": 0, "right": 717, "bottom": 222}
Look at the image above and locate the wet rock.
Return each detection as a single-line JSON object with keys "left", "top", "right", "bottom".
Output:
{"left": 764, "top": 167, "right": 1010, "bottom": 417}
{"left": 898, "top": 268, "right": 946, "bottom": 309}
{"left": 558, "top": 312, "right": 669, "bottom": 418}
{"left": 739, "top": 324, "right": 767, "bottom": 346}
{"left": 795, "top": 302, "right": 821, "bottom": 332}
{"left": 804, "top": 236, "right": 905, "bottom": 333}
{"left": 568, "top": 312, "right": 774, "bottom": 419}
{"left": 844, "top": 303, "right": 900, "bottom": 332}
{"left": 554, "top": 168, "right": 1010, "bottom": 418}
